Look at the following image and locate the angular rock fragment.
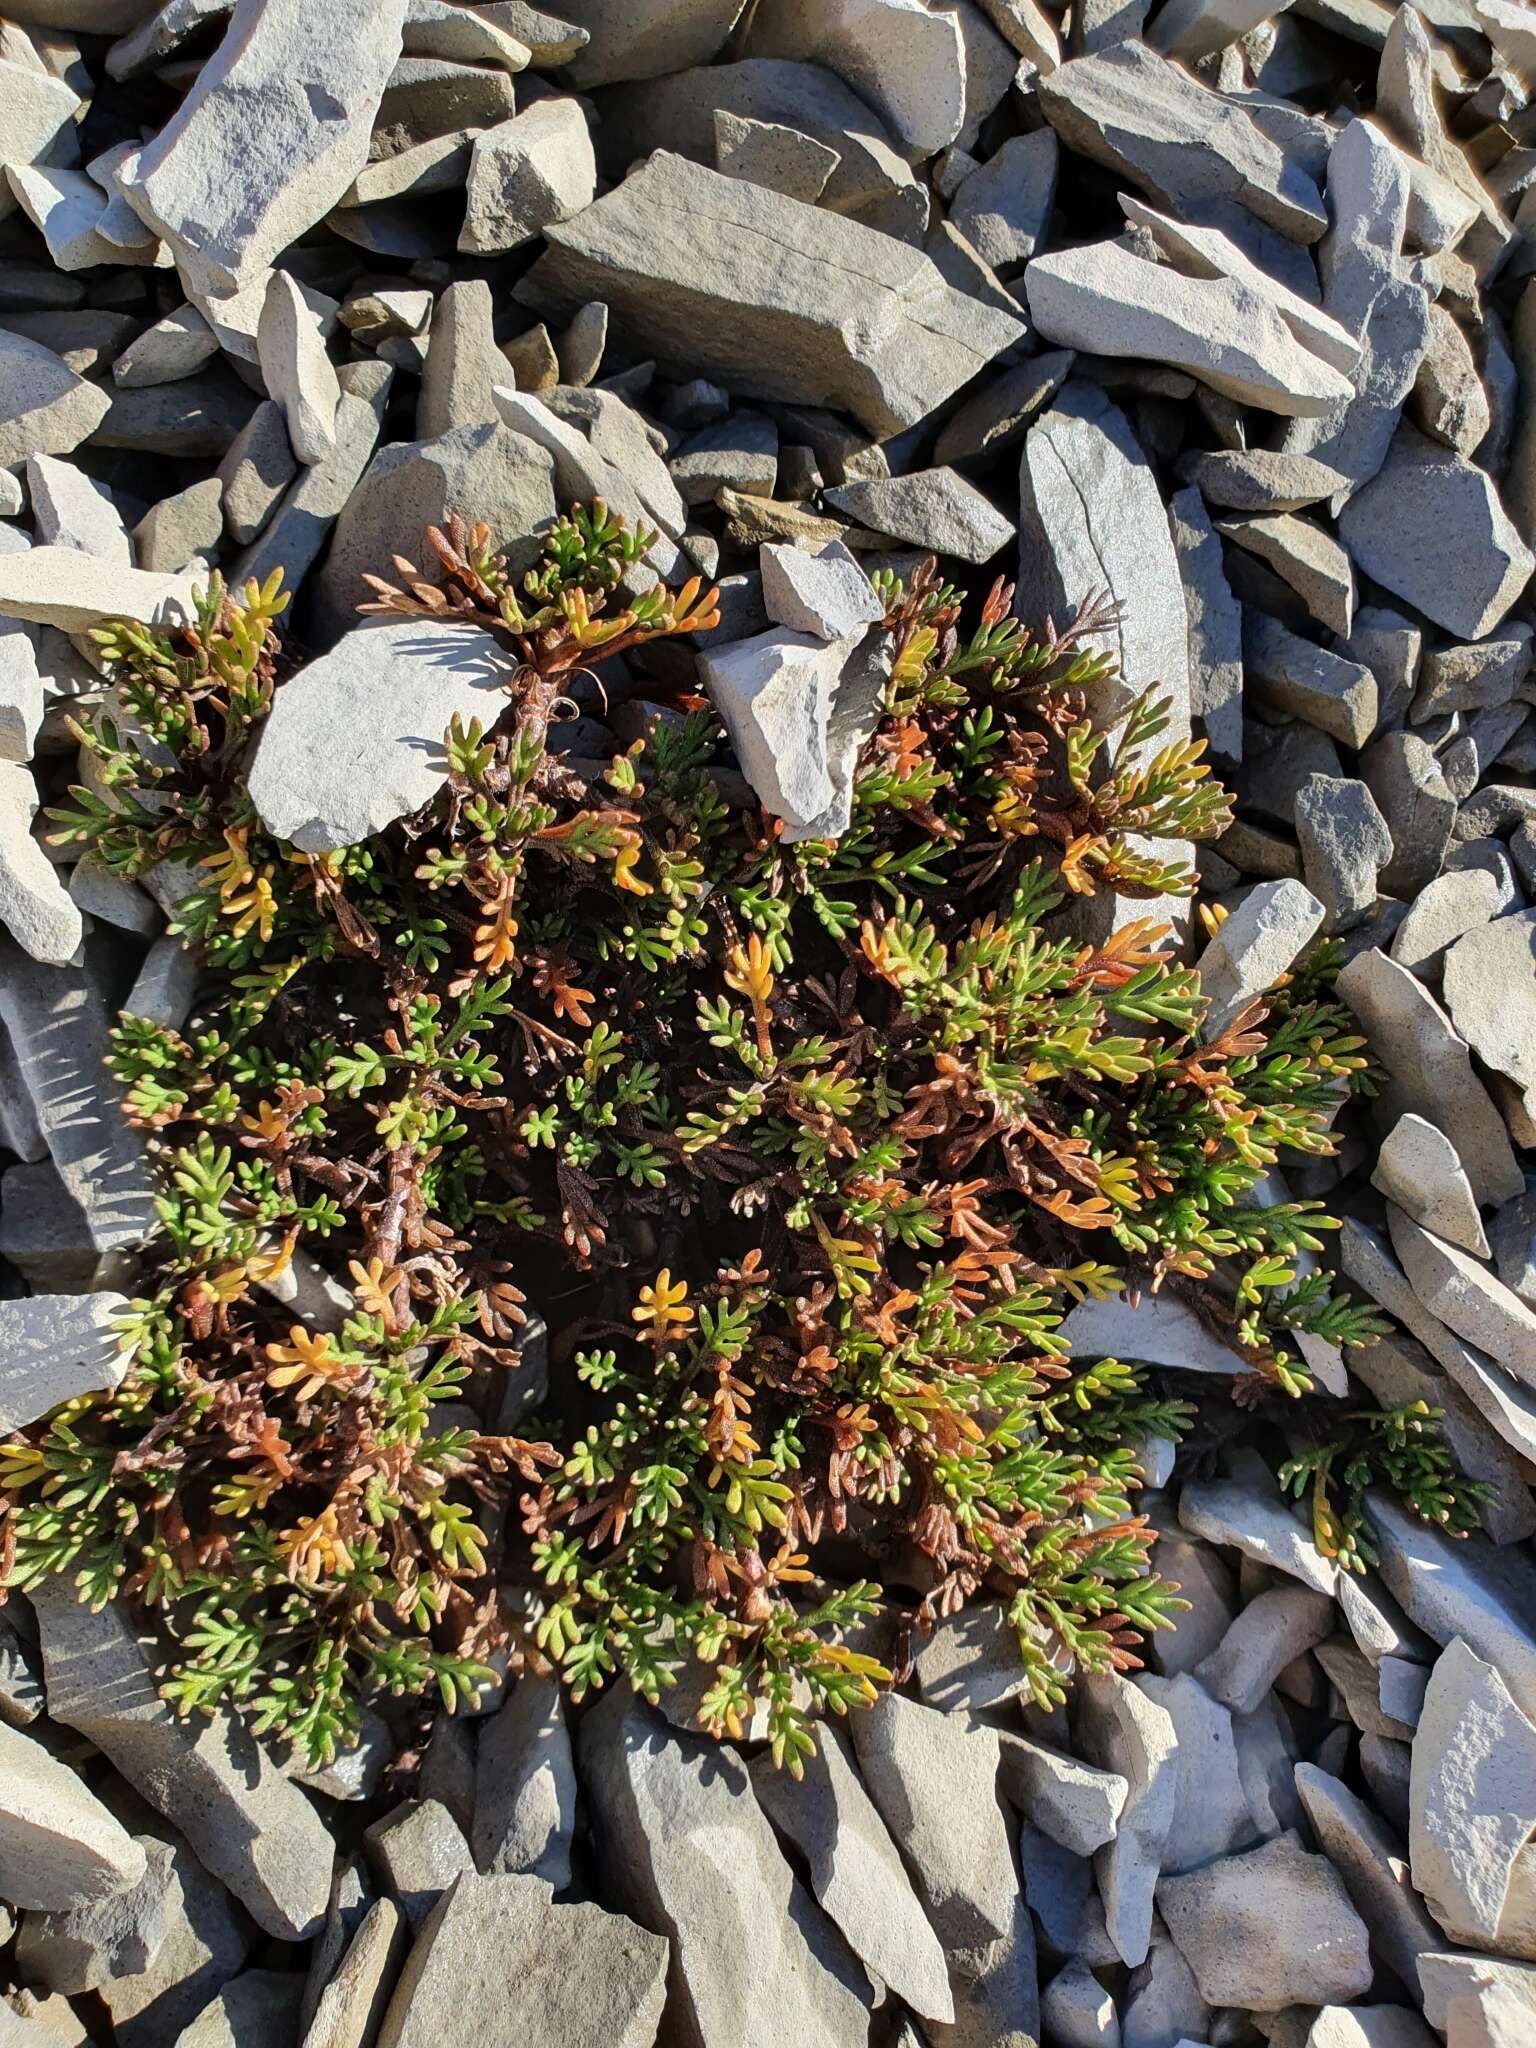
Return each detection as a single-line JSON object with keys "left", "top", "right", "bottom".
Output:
{"left": 1417, "top": 629, "right": 1534, "bottom": 724}
{"left": 459, "top": 98, "right": 596, "bottom": 255}
{"left": 0, "top": 1291, "right": 130, "bottom": 1431}
{"left": 1182, "top": 448, "right": 1352, "bottom": 513}
{"left": 1362, "top": 729, "right": 1454, "bottom": 900}
{"left": 1412, "top": 301, "right": 1493, "bottom": 455}
{"left": 1168, "top": 485, "right": 1242, "bottom": 766}
{"left": 1195, "top": 1585, "right": 1337, "bottom": 1716}
{"left": 760, "top": 540, "right": 883, "bottom": 641}
{"left": 1442, "top": 910, "right": 1536, "bottom": 1130}
{"left": 851, "top": 1690, "right": 1037, "bottom": 2044}
{"left": 1373, "top": 1114, "right": 1490, "bottom": 1257}
{"left": 256, "top": 269, "right": 339, "bottom": 466}
{"left": 1027, "top": 235, "right": 1353, "bottom": 415}
{"left": 30, "top": 1583, "right": 335, "bottom": 1941}
{"left": 0, "top": 1720, "right": 145, "bottom": 1912}
{"left": 824, "top": 468, "right": 1012, "bottom": 563}
{"left": 1336, "top": 948, "right": 1522, "bottom": 1207}
{"left": 1411, "top": 1638, "right": 1536, "bottom": 1957}
{"left": 1059, "top": 1289, "right": 1251, "bottom": 1376}
{"left": 1389, "top": 868, "right": 1500, "bottom": 981}
{"left": 1016, "top": 383, "right": 1190, "bottom": 726}
{"left": 1159, "top": 1830, "right": 1372, "bottom": 2009}
{"left": 950, "top": 129, "right": 1058, "bottom": 271}
{"left": 996, "top": 1732, "right": 1127, "bottom": 1859}
{"left": 1390, "top": 1206, "right": 1536, "bottom": 1392}
{"left": 0, "top": 758, "right": 81, "bottom": 965}
{"left": 1038, "top": 39, "right": 1327, "bottom": 240}
{"left": 116, "top": 0, "right": 408, "bottom": 298}
{"left": 169, "top": 1969, "right": 305, "bottom": 2048}
{"left": 1243, "top": 613, "right": 1376, "bottom": 747}
{"left": 751, "top": 1722, "right": 954, "bottom": 2025}
{"left": 135, "top": 477, "right": 225, "bottom": 573}
{"left": 1140, "top": 1672, "right": 1256, "bottom": 1874}
{"left": 583, "top": 1694, "right": 871, "bottom": 2046}
{"left": 1339, "top": 422, "right": 1534, "bottom": 640}
{"left": 518, "top": 152, "right": 1023, "bottom": 438}
{"left": 376, "top": 1872, "right": 668, "bottom": 2048}
{"left": 912, "top": 1601, "right": 1032, "bottom": 1715}
{"left": 470, "top": 1674, "right": 575, "bottom": 1890}
{"left": 5, "top": 164, "right": 122, "bottom": 271}
{"left": 0, "top": 327, "right": 111, "bottom": 470}
{"left": 1197, "top": 878, "right": 1326, "bottom": 1040}
{"left": 1294, "top": 771, "right": 1393, "bottom": 929}
{"left": 16, "top": 1835, "right": 179, "bottom": 1994}
{"left": 740, "top": 0, "right": 965, "bottom": 155}
{"left": 714, "top": 110, "right": 841, "bottom": 205}
{"left": 300, "top": 1897, "right": 403, "bottom": 2048}
{"left": 416, "top": 280, "right": 502, "bottom": 438}
{"left": 1181, "top": 1466, "right": 1339, "bottom": 1594}
{"left": 364, "top": 1801, "right": 472, "bottom": 1933}
{"left": 1220, "top": 513, "right": 1356, "bottom": 635}
{"left": 1294, "top": 1763, "right": 1446, "bottom": 1999}
{"left": 248, "top": 619, "right": 513, "bottom": 853}
{"left": 1075, "top": 1672, "right": 1177, "bottom": 1969}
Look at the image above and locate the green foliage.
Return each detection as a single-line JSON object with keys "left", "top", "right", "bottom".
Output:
{"left": 1278, "top": 1400, "right": 1490, "bottom": 1572}
{"left": 0, "top": 509, "right": 1454, "bottom": 1774}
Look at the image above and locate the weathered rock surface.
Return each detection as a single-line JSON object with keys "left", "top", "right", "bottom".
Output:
{"left": 1373, "top": 1114, "right": 1490, "bottom": 1257}
{"left": 1076, "top": 1671, "right": 1178, "bottom": 1968}
{"left": 1159, "top": 1830, "right": 1373, "bottom": 2009}
{"left": 470, "top": 1674, "right": 575, "bottom": 1890}
{"left": 1198, "top": 878, "right": 1325, "bottom": 1038}
{"left": 517, "top": 151, "right": 1023, "bottom": 437}
{"left": 0, "top": 1720, "right": 146, "bottom": 1912}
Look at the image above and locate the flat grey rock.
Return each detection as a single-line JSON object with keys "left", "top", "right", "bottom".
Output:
{"left": 1180, "top": 1470, "right": 1339, "bottom": 1595}
{"left": 1339, "top": 420, "right": 1535, "bottom": 641}
{"left": 517, "top": 150, "right": 1023, "bottom": 438}
{"left": 29, "top": 1584, "right": 335, "bottom": 1941}
{"left": 1373, "top": 1113, "right": 1490, "bottom": 1256}
{"left": 1415, "top": 627, "right": 1534, "bottom": 724}
{"left": 1139, "top": 1672, "right": 1256, "bottom": 1874}
{"left": 997, "top": 1732, "right": 1127, "bottom": 1858}
{"left": 714, "top": 110, "right": 842, "bottom": 205}
{"left": 117, "top": 0, "right": 407, "bottom": 297}
{"left": 1361, "top": 729, "right": 1454, "bottom": 900}
{"left": 375, "top": 1872, "right": 668, "bottom": 2048}
{"left": 492, "top": 389, "right": 679, "bottom": 578}
{"left": 16, "top": 1835, "right": 179, "bottom": 1994}
{"left": 1442, "top": 909, "right": 1536, "bottom": 1128}
{"left": 364, "top": 1800, "right": 472, "bottom": 1932}
{"left": 671, "top": 411, "right": 779, "bottom": 507}
{"left": 0, "top": 758, "right": 81, "bottom": 965}
{"left": 581, "top": 1692, "right": 872, "bottom": 2048}
{"left": 247, "top": 618, "right": 514, "bottom": 853}
{"left": 1198, "top": 877, "right": 1325, "bottom": 1040}
{"left": 851, "top": 1689, "right": 1037, "bottom": 2045}
{"left": 27, "top": 454, "right": 130, "bottom": 564}
{"left": 0, "top": 545, "right": 198, "bottom": 632}
{"left": 1410, "top": 1638, "right": 1536, "bottom": 1957}
{"left": 1220, "top": 511, "right": 1356, "bottom": 635}
{"left": 1195, "top": 1585, "right": 1336, "bottom": 1717}
{"left": 0, "top": 1719, "right": 145, "bottom": 1913}
{"left": 1411, "top": 300, "right": 1492, "bottom": 456}
{"left": 1181, "top": 448, "right": 1351, "bottom": 513}
{"left": 1016, "top": 382, "right": 1191, "bottom": 728}
{"left": 1243, "top": 613, "right": 1376, "bottom": 747}
{"left": 760, "top": 540, "right": 883, "bottom": 640}
{"left": 1293, "top": 1764, "right": 1445, "bottom": 2000}
{"left": 1336, "top": 947, "right": 1522, "bottom": 1208}
{"left": 751, "top": 1722, "right": 954, "bottom": 2026}
{"left": 0, "top": 1290, "right": 129, "bottom": 1431}
{"left": 1159, "top": 1829, "right": 1372, "bottom": 2009}
{"left": 0, "top": 327, "right": 112, "bottom": 471}
{"left": 1293, "top": 771, "right": 1393, "bottom": 930}
{"left": 561, "top": 0, "right": 742, "bottom": 88}
{"left": 1388, "top": 868, "right": 1500, "bottom": 982}
{"left": 134, "top": 476, "right": 225, "bottom": 573}
{"left": 470, "top": 1674, "right": 575, "bottom": 1890}
{"left": 109, "top": 299, "right": 219, "bottom": 389}
{"left": 299, "top": 1896, "right": 404, "bottom": 2048}
{"left": 1058, "top": 1289, "right": 1251, "bottom": 1376}
{"left": 950, "top": 129, "right": 1058, "bottom": 271}
{"left": 1168, "top": 485, "right": 1242, "bottom": 766}
{"left": 1389, "top": 1205, "right": 1536, "bottom": 1392}
{"left": 168, "top": 1968, "right": 305, "bottom": 2048}
{"left": 1075, "top": 1671, "right": 1178, "bottom": 1969}
{"left": 824, "top": 468, "right": 1012, "bottom": 563}
{"left": 1027, "top": 233, "right": 1353, "bottom": 415}
{"left": 1037, "top": 40, "right": 1327, "bottom": 241}
{"left": 459, "top": 97, "right": 596, "bottom": 255}
{"left": 911, "top": 1601, "right": 1032, "bottom": 1715}
{"left": 933, "top": 350, "right": 1074, "bottom": 468}
{"left": 415, "top": 279, "right": 502, "bottom": 438}
{"left": 256, "top": 268, "right": 339, "bottom": 466}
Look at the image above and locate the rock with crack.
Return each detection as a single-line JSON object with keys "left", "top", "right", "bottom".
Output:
{"left": 1037, "top": 40, "right": 1327, "bottom": 241}
{"left": 714, "top": 110, "right": 842, "bottom": 205}
{"left": 1197, "top": 878, "right": 1326, "bottom": 1040}
{"left": 1293, "top": 771, "right": 1394, "bottom": 929}
{"left": 1280, "top": 119, "right": 1432, "bottom": 497}
{"left": 516, "top": 151, "right": 1023, "bottom": 439}
{"left": 300, "top": 1897, "right": 404, "bottom": 2048}
{"left": 1389, "top": 1205, "right": 1536, "bottom": 1392}
{"left": 1015, "top": 381, "right": 1191, "bottom": 727}
{"left": 750, "top": 1722, "right": 954, "bottom": 2025}
{"left": 1372, "top": 1114, "right": 1490, "bottom": 1257}
{"left": 29, "top": 1583, "right": 334, "bottom": 1940}
{"left": 256, "top": 268, "right": 339, "bottom": 466}
{"left": 470, "top": 1673, "right": 575, "bottom": 1891}
{"left": 1075, "top": 1670, "right": 1178, "bottom": 1968}
{"left": 823, "top": 468, "right": 1012, "bottom": 563}
{"left": 1339, "top": 422, "right": 1534, "bottom": 641}
{"left": 850, "top": 1690, "right": 1038, "bottom": 2046}
{"left": 580, "top": 1692, "right": 872, "bottom": 2046}
{"left": 376, "top": 1872, "right": 668, "bottom": 2048}
{"left": 1026, "top": 233, "right": 1355, "bottom": 415}
{"left": 1442, "top": 909, "right": 1536, "bottom": 1131}
{"left": 697, "top": 624, "right": 887, "bottom": 843}
{"left": 115, "top": 0, "right": 408, "bottom": 299}
{"left": 247, "top": 618, "right": 515, "bottom": 853}
{"left": 1167, "top": 484, "right": 1242, "bottom": 766}
{"left": 1336, "top": 947, "right": 1522, "bottom": 1208}
{"left": 1158, "top": 1829, "right": 1373, "bottom": 2008}
{"left": 1410, "top": 1637, "right": 1536, "bottom": 1959}
{"left": 459, "top": 98, "right": 596, "bottom": 255}
{"left": 0, "top": 1720, "right": 146, "bottom": 1912}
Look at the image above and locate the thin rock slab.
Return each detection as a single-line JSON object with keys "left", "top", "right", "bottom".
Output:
{"left": 581, "top": 1692, "right": 872, "bottom": 2048}
{"left": 1037, "top": 39, "right": 1327, "bottom": 241}
{"left": 516, "top": 150, "right": 1023, "bottom": 439}
{"left": 16, "top": 1835, "right": 179, "bottom": 1994}
{"left": 0, "top": 758, "right": 81, "bottom": 966}
{"left": 116, "top": 0, "right": 408, "bottom": 298}
{"left": 376, "top": 1872, "right": 668, "bottom": 2048}
{"left": 1442, "top": 909, "right": 1536, "bottom": 1129}
{"left": 1294, "top": 1764, "right": 1447, "bottom": 2004}
{"left": 1338, "top": 421, "right": 1535, "bottom": 641}
{"left": 300, "top": 1897, "right": 405, "bottom": 2048}
{"left": 1388, "top": 869, "right": 1501, "bottom": 983}
{"left": 1218, "top": 512, "right": 1356, "bottom": 636}
{"left": 0, "top": 1719, "right": 145, "bottom": 1912}
{"left": 246, "top": 618, "right": 514, "bottom": 853}
{"left": 1015, "top": 381, "right": 1191, "bottom": 728}
{"left": 1139, "top": 1672, "right": 1257, "bottom": 1874}
{"left": 759, "top": 540, "right": 883, "bottom": 641}
{"left": 362, "top": 1801, "right": 472, "bottom": 1933}
{"left": 996, "top": 1730, "right": 1127, "bottom": 1858}
{"left": 170, "top": 1968, "right": 305, "bottom": 2048}
{"left": 1075, "top": 1671, "right": 1178, "bottom": 1969}
{"left": 1178, "top": 1470, "right": 1339, "bottom": 1596}
{"left": 28, "top": 1583, "right": 334, "bottom": 1941}
{"left": 255, "top": 269, "right": 339, "bottom": 467}
{"left": 459, "top": 97, "right": 596, "bottom": 255}
{"left": 1158, "top": 1829, "right": 1373, "bottom": 2009}
{"left": 470, "top": 1672, "right": 575, "bottom": 1890}
{"left": 1335, "top": 948, "right": 1522, "bottom": 1208}
{"left": 1388, "top": 1206, "right": 1536, "bottom": 1393}
{"left": 1372, "top": 1114, "right": 1489, "bottom": 1257}
{"left": 0, "top": 1291, "right": 130, "bottom": 1431}
{"left": 1057, "top": 1289, "right": 1251, "bottom": 1377}
{"left": 751, "top": 1722, "right": 954, "bottom": 2026}
{"left": 1410, "top": 1637, "right": 1536, "bottom": 1958}
{"left": 824, "top": 468, "right": 1012, "bottom": 563}
{"left": 1167, "top": 484, "right": 1242, "bottom": 766}
{"left": 1195, "top": 1585, "right": 1337, "bottom": 1717}
{"left": 850, "top": 1690, "right": 1037, "bottom": 2047}
{"left": 1197, "top": 878, "right": 1325, "bottom": 1040}
{"left": 0, "top": 327, "right": 112, "bottom": 470}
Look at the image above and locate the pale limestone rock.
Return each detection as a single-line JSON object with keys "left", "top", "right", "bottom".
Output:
{"left": 1372, "top": 1114, "right": 1490, "bottom": 1257}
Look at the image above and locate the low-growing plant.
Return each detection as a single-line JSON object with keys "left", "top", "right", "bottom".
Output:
{"left": 2, "top": 504, "right": 1437, "bottom": 1772}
